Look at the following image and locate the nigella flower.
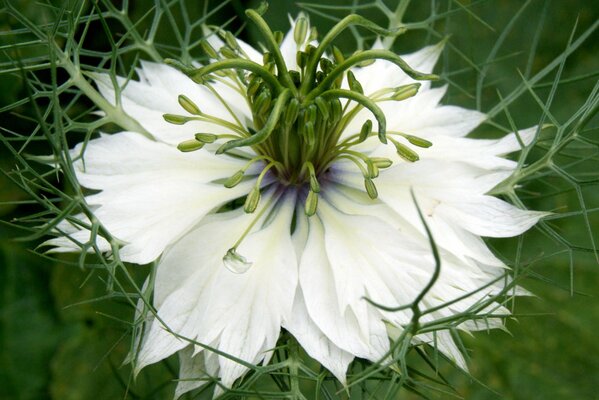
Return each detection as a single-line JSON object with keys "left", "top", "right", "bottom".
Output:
{"left": 47, "top": 9, "right": 546, "bottom": 398}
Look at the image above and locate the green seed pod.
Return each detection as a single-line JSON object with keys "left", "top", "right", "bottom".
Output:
{"left": 294, "top": 17, "right": 308, "bottom": 45}
{"left": 395, "top": 142, "right": 420, "bottom": 162}
{"left": 177, "top": 95, "right": 201, "bottom": 115}
{"left": 244, "top": 186, "right": 261, "bottom": 213}
{"left": 177, "top": 139, "right": 204, "bottom": 152}
{"left": 406, "top": 135, "right": 432, "bottom": 148}
{"left": 285, "top": 98, "right": 300, "bottom": 125}
{"left": 364, "top": 178, "right": 378, "bottom": 199}
{"left": 314, "top": 97, "right": 330, "bottom": 121}
{"left": 305, "top": 190, "right": 318, "bottom": 217}
{"left": 359, "top": 119, "right": 373, "bottom": 142}
{"left": 163, "top": 114, "right": 189, "bottom": 125}
{"left": 224, "top": 170, "right": 245, "bottom": 188}
{"left": 194, "top": 133, "right": 217, "bottom": 143}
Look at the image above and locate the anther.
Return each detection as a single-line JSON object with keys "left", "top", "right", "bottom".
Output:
{"left": 244, "top": 186, "right": 261, "bottom": 213}
{"left": 224, "top": 170, "right": 245, "bottom": 188}
{"left": 178, "top": 95, "right": 201, "bottom": 115}
{"left": 364, "top": 178, "right": 378, "bottom": 199}
{"left": 294, "top": 17, "right": 309, "bottom": 46}
{"left": 305, "top": 190, "right": 318, "bottom": 216}
{"left": 177, "top": 139, "right": 205, "bottom": 152}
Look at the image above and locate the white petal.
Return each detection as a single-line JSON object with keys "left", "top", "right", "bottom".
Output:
{"left": 94, "top": 62, "right": 251, "bottom": 146}
{"left": 137, "top": 189, "right": 298, "bottom": 388}
{"left": 439, "top": 195, "right": 547, "bottom": 237}
{"left": 174, "top": 346, "right": 219, "bottom": 399}
{"left": 65, "top": 131, "right": 252, "bottom": 264}
{"left": 284, "top": 288, "right": 353, "bottom": 384}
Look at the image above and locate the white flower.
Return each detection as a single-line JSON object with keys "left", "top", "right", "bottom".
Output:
{"left": 47, "top": 12, "right": 546, "bottom": 398}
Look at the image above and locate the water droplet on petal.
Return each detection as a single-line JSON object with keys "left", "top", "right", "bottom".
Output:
{"left": 223, "top": 248, "right": 253, "bottom": 274}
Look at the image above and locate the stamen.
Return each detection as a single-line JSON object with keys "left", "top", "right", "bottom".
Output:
{"left": 320, "top": 88, "right": 388, "bottom": 144}
{"left": 305, "top": 190, "right": 318, "bottom": 216}
{"left": 216, "top": 88, "right": 292, "bottom": 154}
{"left": 389, "top": 137, "right": 420, "bottom": 162}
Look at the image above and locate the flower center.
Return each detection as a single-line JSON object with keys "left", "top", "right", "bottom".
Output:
{"left": 163, "top": 9, "right": 437, "bottom": 217}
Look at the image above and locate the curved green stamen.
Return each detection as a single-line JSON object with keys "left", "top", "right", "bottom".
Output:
{"left": 246, "top": 9, "right": 298, "bottom": 94}
{"left": 190, "top": 59, "right": 284, "bottom": 94}
{"left": 216, "top": 88, "right": 292, "bottom": 154}
{"left": 306, "top": 49, "right": 437, "bottom": 101}
{"left": 321, "top": 88, "right": 388, "bottom": 144}
{"left": 300, "top": 14, "right": 406, "bottom": 95}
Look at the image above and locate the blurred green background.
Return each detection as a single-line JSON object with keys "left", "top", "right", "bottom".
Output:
{"left": 1, "top": 0, "right": 598, "bottom": 399}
